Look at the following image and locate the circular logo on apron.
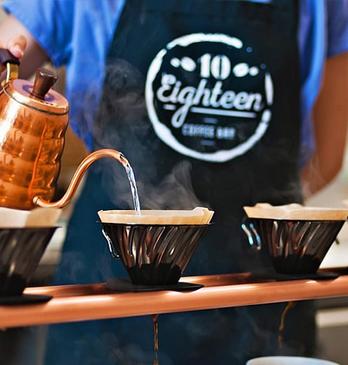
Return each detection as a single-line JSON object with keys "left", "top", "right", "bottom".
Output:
{"left": 145, "top": 33, "right": 273, "bottom": 163}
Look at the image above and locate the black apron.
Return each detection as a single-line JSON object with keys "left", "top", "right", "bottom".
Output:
{"left": 45, "top": 1, "right": 316, "bottom": 364}
{"left": 94, "top": 0, "right": 303, "bottom": 274}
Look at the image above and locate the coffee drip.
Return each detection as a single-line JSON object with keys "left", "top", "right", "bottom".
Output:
{"left": 278, "top": 301, "right": 296, "bottom": 348}
{"left": 152, "top": 314, "right": 160, "bottom": 365}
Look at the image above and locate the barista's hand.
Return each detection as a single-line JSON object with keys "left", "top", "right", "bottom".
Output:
{"left": 0, "top": 35, "right": 26, "bottom": 74}
{"left": 6, "top": 34, "right": 27, "bottom": 59}
{"left": 0, "top": 15, "right": 48, "bottom": 78}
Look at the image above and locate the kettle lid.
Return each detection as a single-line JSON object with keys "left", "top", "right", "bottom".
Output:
{"left": 0, "top": 49, "right": 69, "bottom": 115}
{"left": 4, "top": 68, "right": 69, "bottom": 115}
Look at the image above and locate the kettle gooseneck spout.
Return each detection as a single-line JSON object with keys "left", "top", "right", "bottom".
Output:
{"left": 33, "top": 149, "right": 129, "bottom": 209}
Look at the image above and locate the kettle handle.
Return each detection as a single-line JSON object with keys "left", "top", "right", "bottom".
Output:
{"left": 0, "top": 49, "right": 20, "bottom": 65}
{"left": 241, "top": 217, "right": 262, "bottom": 250}
{"left": 0, "top": 49, "right": 20, "bottom": 84}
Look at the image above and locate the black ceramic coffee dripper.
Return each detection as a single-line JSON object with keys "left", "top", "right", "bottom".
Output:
{"left": 242, "top": 204, "right": 347, "bottom": 275}
{"left": 0, "top": 227, "right": 57, "bottom": 296}
{"left": 243, "top": 218, "right": 344, "bottom": 274}
{"left": 101, "top": 222, "right": 208, "bottom": 285}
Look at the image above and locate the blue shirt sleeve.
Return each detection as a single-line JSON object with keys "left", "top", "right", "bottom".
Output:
{"left": 327, "top": 0, "right": 348, "bottom": 57}
{"left": 3, "top": 0, "right": 74, "bottom": 67}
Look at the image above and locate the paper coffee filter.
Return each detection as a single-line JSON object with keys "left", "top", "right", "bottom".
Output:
{"left": 244, "top": 203, "right": 348, "bottom": 221}
{"left": 98, "top": 207, "right": 214, "bottom": 225}
{"left": 0, "top": 207, "right": 62, "bottom": 228}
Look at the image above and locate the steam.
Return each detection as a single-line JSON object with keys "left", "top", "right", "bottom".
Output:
{"left": 93, "top": 58, "right": 146, "bottom": 151}
{"left": 90, "top": 57, "right": 206, "bottom": 210}
{"left": 140, "top": 161, "right": 206, "bottom": 210}
{"left": 248, "top": 139, "right": 304, "bottom": 205}
{"left": 301, "top": 156, "right": 326, "bottom": 200}
{"left": 93, "top": 158, "right": 206, "bottom": 211}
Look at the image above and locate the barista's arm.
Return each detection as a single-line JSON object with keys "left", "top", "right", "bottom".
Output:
{"left": 301, "top": 52, "right": 348, "bottom": 198}
{"left": 0, "top": 14, "right": 48, "bottom": 78}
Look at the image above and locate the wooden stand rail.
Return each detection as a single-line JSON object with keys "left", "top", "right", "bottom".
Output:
{"left": 0, "top": 272, "right": 348, "bottom": 328}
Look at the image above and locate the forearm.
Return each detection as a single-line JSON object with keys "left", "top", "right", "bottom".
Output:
{"left": 301, "top": 53, "right": 348, "bottom": 198}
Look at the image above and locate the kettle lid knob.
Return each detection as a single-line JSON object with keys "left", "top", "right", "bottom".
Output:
{"left": 30, "top": 68, "right": 58, "bottom": 100}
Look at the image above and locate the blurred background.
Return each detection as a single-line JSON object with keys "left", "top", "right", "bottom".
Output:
{"left": 1, "top": 3, "right": 348, "bottom": 365}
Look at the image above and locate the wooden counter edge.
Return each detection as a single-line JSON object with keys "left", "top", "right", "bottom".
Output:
{"left": 0, "top": 274, "right": 346, "bottom": 328}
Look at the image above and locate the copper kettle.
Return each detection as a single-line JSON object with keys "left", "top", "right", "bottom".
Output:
{"left": 0, "top": 49, "right": 128, "bottom": 210}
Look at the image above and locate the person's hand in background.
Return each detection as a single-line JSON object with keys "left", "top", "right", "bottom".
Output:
{"left": 0, "top": 14, "right": 48, "bottom": 77}
{"left": 302, "top": 52, "right": 348, "bottom": 198}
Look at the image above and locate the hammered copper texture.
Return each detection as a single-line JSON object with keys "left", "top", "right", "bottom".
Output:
{"left": 251, "top": 219, "right": 345, "bottom": 274}
{"left": 101, "top": 223, "right": 208, "bottom": 285}
{"left": 0, "top": 93, "right": 68, "bottom": 209}
{"left": 0, "top": 227, "right": 57, "bottom": 295}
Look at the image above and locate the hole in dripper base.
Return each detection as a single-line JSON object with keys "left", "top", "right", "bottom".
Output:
{"left": 127, "top": 263, "right": 182, "bottom": 286}
{"left": 106, "top": 277, "right": 203, "bottom": 292}
{"left": 0, "top": 272, "right": 27, "bottom": 297}
{"left": 0, "top": 294, "right": 52, "bottom": 305}
{"left": 0, "top": 272, "right": 52, "bottom": 305}
{"left": 272, "top": 255, "right": 322, "bottom": 275}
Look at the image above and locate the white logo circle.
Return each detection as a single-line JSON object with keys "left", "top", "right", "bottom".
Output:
{"left": 146, "top": 33, "right": 273, "bottom": 163}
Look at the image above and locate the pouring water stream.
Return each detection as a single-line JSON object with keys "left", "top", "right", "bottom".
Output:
{"left": 119, "top": 154, "right": 141, "bottom": 214}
